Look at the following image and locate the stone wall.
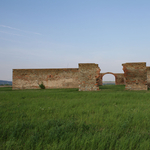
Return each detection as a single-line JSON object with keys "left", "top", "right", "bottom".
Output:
{"left": 98, "top": 73, "right": 124, "bottom": 85}
{"left": 13, "top": 62, "right": 148, "bottom": 91}
{"left": 115, "top": 73, "right": 125, "bottom": 85}
{"left": 97, "top": 74, "right": 103, "bottom": 86}
{"left": 122, "top": 62, "right": 147, "bottom": 90}
{"left": 13, "top": 68, "right": 79, "bottom": 89}
{"left": 147, "top": 67, "right": 150, "bottom": 88}
{"left": 78, "top": 63, "right": 100, "bottom": 91}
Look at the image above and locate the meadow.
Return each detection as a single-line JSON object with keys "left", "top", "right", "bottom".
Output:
{"left": 1, "top": 85, "right": 150, "bottom": 150}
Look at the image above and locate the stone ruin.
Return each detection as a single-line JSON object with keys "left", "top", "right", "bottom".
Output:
{"left": 12, "top": 62, "right": 150, "bottom": 91}
{"left": 98, "top": 72, "right": 124, "bottom": 86}
{"left": 147, "top": 67, "right": 150, "bottom": 89}
{"left": 13, "top": 68, "right": 79, "bottom": 89}
{"left": 78, "top": 63, "right": 100, "bottom": 91}
{"left": 122, "top": 62, "right": 147, "bottom": 90}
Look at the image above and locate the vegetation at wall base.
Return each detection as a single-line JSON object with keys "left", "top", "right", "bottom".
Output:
{"left": 39, "top": 82, "right": 45, "bottom": 89}
{"left": 1, "top": 85, "right": 150, "bottom": 149}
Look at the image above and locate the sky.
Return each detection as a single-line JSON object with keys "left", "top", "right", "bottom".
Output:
{"left": 0, "top": 0, "right": 150, "bottom": 81}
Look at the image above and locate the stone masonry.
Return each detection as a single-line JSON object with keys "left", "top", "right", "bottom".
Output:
{"left": 78, "top": 63, "right": 100, "bottom": 91}
{"left": 122, "top": 62, "right": 147, "bottom": 90}
{"left": 147, "top": 67, "right": 150, "bottom": 88}
{"left": 115, "top": 73, "right": 125, "bottom": 85}
{"left": 13, "top": 68, "right": 79, "bottom": 89}
{"left": 98, "top": 72, "right": 124, "bottom": 85}
{"left": 13, "top": 62, "right": 149, "bottom": 91}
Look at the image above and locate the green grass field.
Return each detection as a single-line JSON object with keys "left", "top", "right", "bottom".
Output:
{"left": 1, "top": 85, "right": 150, "bottom": 150}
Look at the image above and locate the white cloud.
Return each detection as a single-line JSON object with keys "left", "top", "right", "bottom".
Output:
{"left": 0, "top": 25, "right": 41, "bottom": 35}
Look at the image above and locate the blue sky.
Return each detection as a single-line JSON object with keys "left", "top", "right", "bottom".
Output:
{"left": 0, "top": 0, "right": 150, "bottom": 81}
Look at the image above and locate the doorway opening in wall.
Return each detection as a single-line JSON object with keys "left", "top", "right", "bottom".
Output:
{"left": 102, "top": 74, "right": 115, "bottom": 85}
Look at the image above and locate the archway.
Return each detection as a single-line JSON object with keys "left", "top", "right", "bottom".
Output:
{"left": 101, "top": 72, "right": 116, "bottom": 85}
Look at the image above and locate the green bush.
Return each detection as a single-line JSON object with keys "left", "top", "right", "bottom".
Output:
{"left": 39, "top": 82, "right": 45, "bottom": 89}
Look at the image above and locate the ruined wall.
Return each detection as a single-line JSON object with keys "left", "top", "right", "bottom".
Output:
{"left": 78, "top": 63, "right": 100, "bottom": 91}
{"left": 98, "top": 73, "right": 124, "bottom": 85}
{"left": 97, "top": 74, "right": 103, "bottom": 86}
{"left": 147, "top": 67, "right": 150, "bottom": 88}
{"left": 115, "top": 73, "right": 125, "bottom": 85}
{"left": 13, "top": 68, "right": 79, "bottom": 89}
{"left": 122, "top": 62, "right": 147, "bottom": 90}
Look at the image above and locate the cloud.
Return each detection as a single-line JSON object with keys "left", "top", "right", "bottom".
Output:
{"left": 0, "top": 25, "right": 41, "bottom": 35}
{"left": 0, "top": 31, "right": 28, "bottom": 37}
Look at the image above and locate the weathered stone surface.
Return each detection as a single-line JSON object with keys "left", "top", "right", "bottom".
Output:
{"left": 13, "top": 68, "right": 79, "bottom": 89}
{"left": 147, "top": 67, "right": 150, "bottom": 88}
{"left": 98, "top": 72, "right": 124, "bottom": 85}
{"left": 115, "top": 73, "right": 125, "bottom": 85}
{"left": 78, "top": 63, "right": 100, "bottom": 91}
{"left": 97, "top": 73, "right": 103, "bottom": 86}
{"left": 122, "top": 62, "right": 147, "bottom": 90}
{"left": 13, "top": 62, "right": 149, "bottom": 91}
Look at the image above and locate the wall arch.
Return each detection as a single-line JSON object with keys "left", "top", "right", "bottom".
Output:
{"left": 98, "top": 72, "right": 125, "bottom": 86}
{"left": 101, "top": 72, "right": 116, "bottom": 85}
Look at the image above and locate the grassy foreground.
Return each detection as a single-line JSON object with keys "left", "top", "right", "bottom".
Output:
{"left": 1, "top": 85, "right": 150, "bottom": 150}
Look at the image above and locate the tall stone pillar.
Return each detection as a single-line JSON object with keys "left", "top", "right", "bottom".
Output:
{"left": 147, "top": 67, "right": 150, "bottom": 88}
{"left": 78, "top": 63, "right": 100, "bottom": 91}
{"left": 122, "top": 62, "right": 147, "bottom": 90}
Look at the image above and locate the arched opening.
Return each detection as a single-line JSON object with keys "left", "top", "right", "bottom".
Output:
{"left": 102, "top": 74, "right": 115, "bottom": 85}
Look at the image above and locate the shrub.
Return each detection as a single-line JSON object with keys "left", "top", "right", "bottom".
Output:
{"left": 39, "top": 82, "right": 45, "bottom": 89}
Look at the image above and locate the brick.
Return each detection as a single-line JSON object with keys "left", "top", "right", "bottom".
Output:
{"left": 12, "top": 68, "right": 79, "bottom": 89}
{"left": 122, "top": 62, "right": 147, "bottom": 90}
{"left": 97, "top": 72, "right": 124, "bottom": 85}
{"left": 147, "top": 67, "right": 150, "bottom": 88}
{"left": 78, "top": 63, "right": 100, "bottom": 91}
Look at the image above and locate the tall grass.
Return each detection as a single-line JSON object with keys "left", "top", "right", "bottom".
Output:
{"left": 1, "top": 85, "right": 150, "bottom": 149}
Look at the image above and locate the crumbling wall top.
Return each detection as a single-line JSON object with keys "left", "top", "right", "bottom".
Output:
{"left": 78, "top": 63, "right": 99, "bottom": 68}
{"left": 122, "top": 62, "right": 146, "bottom": 68}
